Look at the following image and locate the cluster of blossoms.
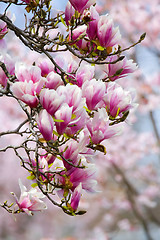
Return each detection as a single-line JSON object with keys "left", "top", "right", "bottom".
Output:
{"left": 0, "top": 0, "right": 140, "bottom": 216}
{"left": 66, "top": 0, "right": 120, "bottom": 54}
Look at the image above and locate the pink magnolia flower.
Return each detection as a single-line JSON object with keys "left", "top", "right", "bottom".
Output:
{"left": 70, "top": 25, "right": 87, "bottom": 42}
{"left": 0, "top": 54, "right": 15, "bottom": 87}
{"left": 66, "top": 55, "right": 79, "bottom": 75}
{"left": 36, "top": 109, "right": 54, "bottom": 141}
{"left": 11, "top": 63, "right": 46, "bottom": 107}
{"left": 57, "top": 159, "right": 97, "bottom": 193}
{"left": 86, "top": 6, "right": 99, "bottom": 40}
{"left": 40, "top": 89, "right": 64, "bottom": 116}
{"left": 75, "top": 37, "right": 89, "bottom": 52}
{"left": 30, "top": 156, "right": 53, "bottom": 181}
{"left": 82, "top": 79, "right": 106, "bottom": 110}
{"left": 66, "top": 159, "right": 97, "bottom": 192}
{"left": 15, "top": 62, "right": 42, "bottom": 83}
{"left": 69, "top": 0, "right": 96, "bottom": 14}
{"left": 60, "top": 138, "right": 82, "bottom": 170}
{"left": 45, "top": 71, "right": 63, "bottom": 90}
{"left": 87, "top": 108, "right": 121, "bottom": 144}
{"left": 68, "top": 161, "right": 97, "bottom": 192}
{"left": 38, "top": 149, "right": 56, "bottom": 166}
{"left": 15, "top": 179, "right": 47, "bottom": 215}
{"left": 57, "top": 84, "right": 83, "bottom": 112}
{"left": 68, "top": 25, "right": 87, "bottom": 48}
{"left": 21, "top": 0, "right": 35, "bottom": 4}
{"left": 75, "top": 62, "right": 95, "bottom": 87}
{"left": 45, "top": 153, "right": 56, "bottom": 165}
{"left": 54, "top": 103, "right": 73, "bottom": 135}
{"left": 65, "top": 1, "right": 75, "bottom": 26}
{"left": 56, "top": 84, "right": 87, "bottom": 135}
{"left": 0, "top": 38, "right": 6, "bottom": 49}
{"left": 97, "top": 15, "right": 121, "bottom": 49}
{"left": 37, "top": 58, "right": 54, "bottom": 77}
{"left": 0, "top": 20, "right": 8, "bottom": 40}
{"left": 105, "top": 56, "right": 137, "bottom": 81}
{"left": 60, "top": 130, "right": 93, "bottom": 170}
{"left": 65, "top": 103, "right": 87, "bottom": 136}
{"left": 103, "top": 82, "right": 138, "bottom": 118}
{"left": 11, "top": 81, "right": 39, "bottom": 108}
{"left": 70, "top": 183, "right": 82, "bottom": 211}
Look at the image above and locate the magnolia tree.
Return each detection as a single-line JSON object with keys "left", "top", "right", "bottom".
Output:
{"left": 1, "top": 0, "right": 158, "bottom": 239}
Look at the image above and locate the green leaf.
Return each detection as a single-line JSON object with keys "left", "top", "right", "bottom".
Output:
{"left": 53, "top": 117, "right": 64, "bottom": 123}
{"left": 94, "top": 144, "right": 107, "bottom": 154}
{"left": 75, "top": 10, "right": 79, "bottom": 19}
{"left": 27, "top": 175, "right": 35, "bottom": 180}
{"left": 97, "top": 46, "right": 105, "bottom": 51}
{"left": 48, "top": 163, "right": 53, "bottom": 168}
{"left": 71, "top": 114, "right": 76, "bottom": 119}
{"left": 76, "top": 210, "right": 87, "bottom": 215}
{"left": 63, "top": 133, "right": 70, "bottom": 139}
{"left": 31, "top": 183, "right": 38, "bottom": 188}
{"left": 115, "top": 107, "right": 120, "bottom": 118}
{"left": 115, "top": 68, "right": 123, "bottom": 76}
{"left": 60, "top": 15, "right": 67, "bottom": 27}
{"left": 83, "top": 106, "right": 91, "bottom": 113}
{"left": 54, "top": 20, "right": 59, "bottom": 27}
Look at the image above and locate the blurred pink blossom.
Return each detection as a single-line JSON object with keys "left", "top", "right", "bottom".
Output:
{"left": 15, "top": 179, "right": 47, "bottom": 215}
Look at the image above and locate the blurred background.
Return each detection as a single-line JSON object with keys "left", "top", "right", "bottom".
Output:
{"left": 0, "top": 0, "right": 160, "bottom": 239}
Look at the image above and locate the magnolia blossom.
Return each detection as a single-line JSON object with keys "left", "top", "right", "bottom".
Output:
{"left": 69, "top": 25, "right": 87, "bottom": 42}
{"left": 11, "top": 63, "right": 46, "bottom": 107}
{"left": 54, "top": 103, "right": 73, "bottom": 135}
{"left": 36, "top": 109, "right": 54, "bottom": 141}
{"left": 0, "top": 20, "right": 8, "bottom": 40}
{"left": 104, "top": 82, "right": 137, "bottom": 118}
{"left": 68, "top": 25, "right": 89, "bottom": 51}
{"left": 57, "top": 159, "right": 97, "bottom": 193}
{"left": 37, "top": 58, "right": 54, "bottom": 77}
{"left": 75, "top": 63, "right": 95, "bottom": 87}
{"left": 60, "top": 131, "right": 94, "bottom": 171}
{"left": 30, "top": 156, "right": 53, "bottom": 181}
{"left": 86, "top": 6, "right": 99, "bottom": 40}
{"left": 45, "top": 71, "right": 63, "bottom": 90}
{"left": 87, "top": 108, "right": 121, "bottom": 144}
{"left": 68, "top": 26, "right": 90, "bottom": 51}
{"left": 70, "top": 183, "right": 82, "bottom": 211}
{"left": 15, "top": 179, "right": 47, "bottom": 215}
{"left": 0, "top": 54, "right": 15, "bottom": 87}
{"left": 97, "top": 15, "right": 121, "bottom": 50}
{"left": 69, "top": 0, "right": 96, "bottom": 13}
{"left": 68, "top": 161, "right": 97, "bottom": 192}
{"left": 56, "top": 84, "right": 87, "bottom": 135}
{"left": 11, "top": 81, "right": 40, "bottom": 108}
{"left": 40, "top": 88, "right": 64, "bottom": 116}
{"left": 0, "top": 20, "right": 8, "bottom": 49}
{"left": 105, "top": 56, "right": 137, "bottom": 81}
{"left": 57, "top": 84, "right": 83, "bottom": 112}
{"left": 60, "top": 138, "right": 83, "bottom": 170}
{"left": 65, "top": 104, "right": 87, "bottom": 136}
{"left": 82, "top": 79, "right": 106, "bottom": 110}
{"left": 65, "top": 1, "right": 75, "bottom": 26}
{"left": 15, "top": 62, "right": 44, "bottom": 84}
